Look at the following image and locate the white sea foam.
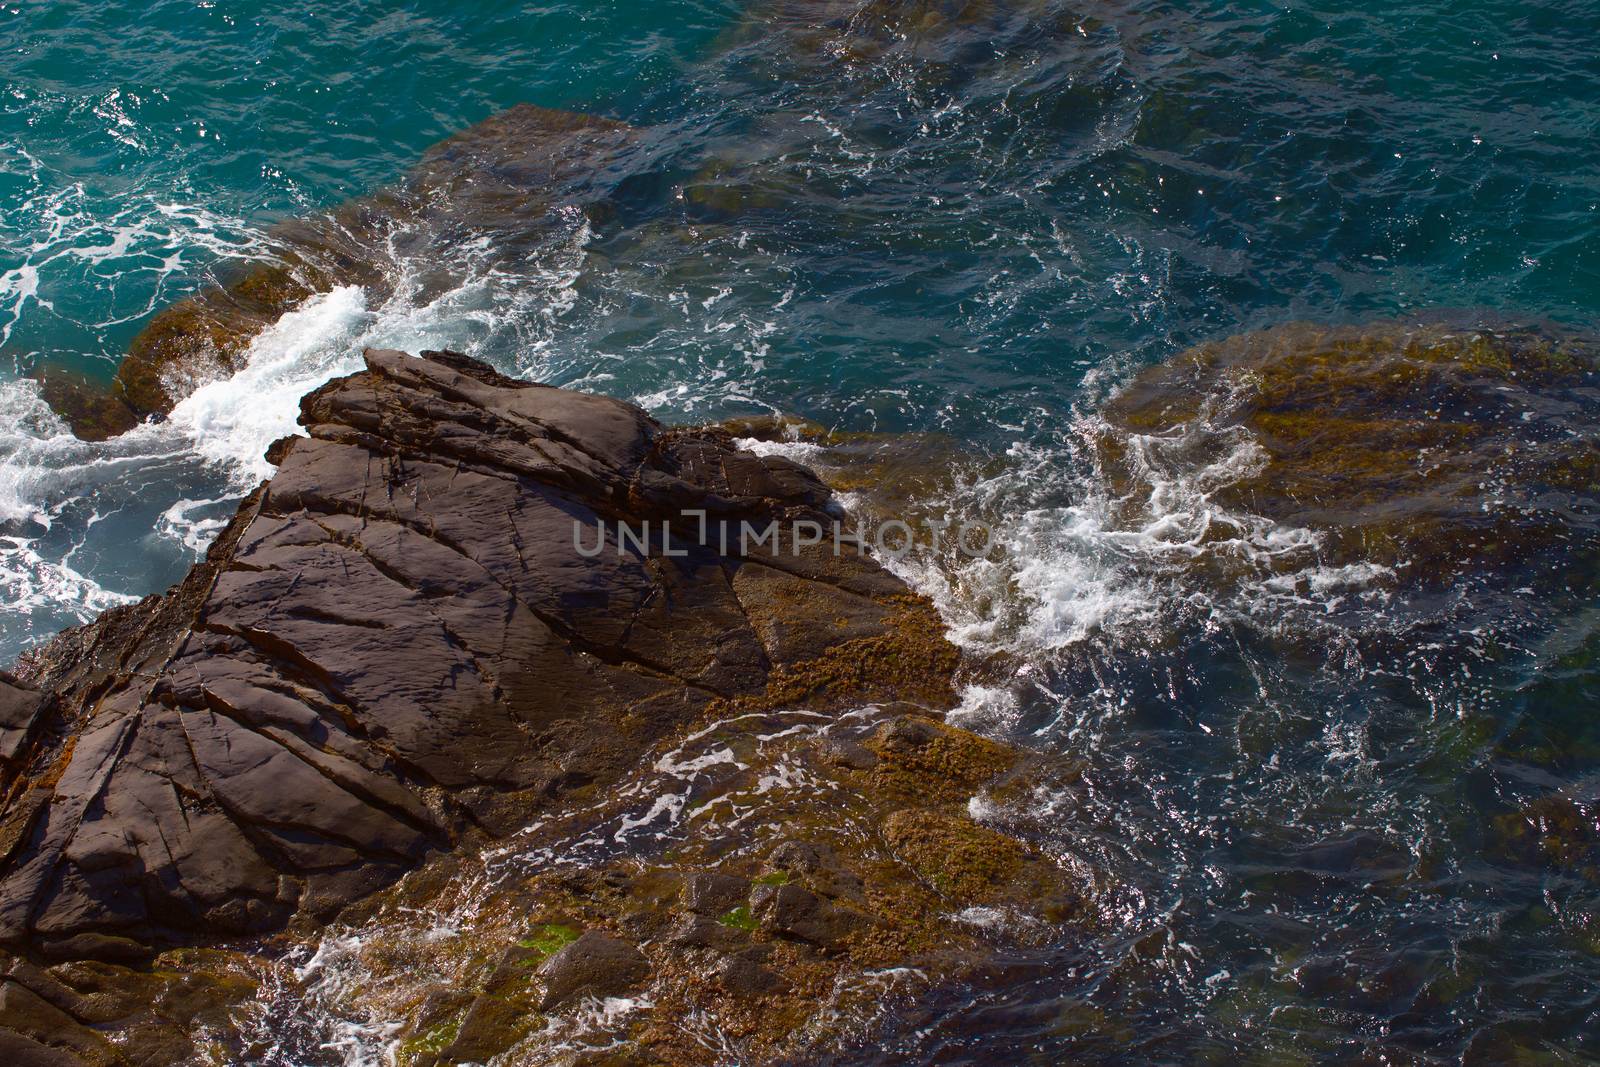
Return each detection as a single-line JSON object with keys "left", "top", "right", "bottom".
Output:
{"left": 165, "top": 285, "right": 371, "bottom": 485}
{"left": 880, "top": 402, "right": 1392, "bottom": 665}
{"left": 0, "top": 534, "right": 138, "bottom": 623}
{"left": 0, "top": 378, "right": 78, "bottom": 526}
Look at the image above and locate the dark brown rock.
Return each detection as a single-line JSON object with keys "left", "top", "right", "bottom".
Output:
{"left": 681, "top": 872, "right": 752, "bottom": 917}
{"left": 538, "top": 931, "right": 650, "bottom": 1009}
{"left": 713, "top": 954, "right": 787, "bottom": 997}
{"left": 814, "top": 736, "right": 877, "bottom": 770}
{"left": 0, "top": 981, "right": 113, "bottom": 1064}
{"left": 0, "top": 677, "right": 44, "bottom": 767}
{"left": 0, "top": 1030, "right": 87, "bottom": 1067}
{"left": 0, "top": 348, "right": 931, "bottom": 960}
{"left": 749, "top": 883, "right": 861, "bottom": 948}
{"left": 668, "top": 915, "right": 751, "bottom": 952}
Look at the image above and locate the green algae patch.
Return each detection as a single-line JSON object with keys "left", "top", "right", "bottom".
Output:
{"left": 515, "top": 923, "right": 581, "bottom": 960}
{"left": 718, "top": 905, "right": 759, "bottom": 932}
{"left": 395, "top": 1018, "right": 460, "bottom": 1066}
{"left": 753, "top": 871, "right": 791, "bottom": 887}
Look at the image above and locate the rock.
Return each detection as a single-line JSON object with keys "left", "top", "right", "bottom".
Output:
{"left": 0, "top": 1031, "right": 86, "bottom": 1067}
{"left": 438, "top": 993, "right": 532, "bottom": 1064}
{"left": 868, "top": 714, "right": 1016, "bottom": 802}
{"left": 539, "top": 932, "right": 650, "bottom": 1010}
{"left": 729, "top": 0, "right": 1088, "bottom": 87}
{"left": 42, "top": 105, "right": 642, "bottom": 440}
{"left": 1491, "top": 778, "right": 1600, "bottom": 882}
{"left": 0, "top": 348, "right": 944, "bottom": 959}
{"left": 1097, "top": 319, "right": 1600, "bottom": 583}
{"left": 750, "top": 883, "right": 861, "bottom": 948}
{"left": 875, "top": 715, "right": 940, "bottom": 752}
{"left": 814, "top": 736, "right": 877, "bottom": 770}
{"left": 669, "top": 915, "right": 751, "bottom": 952}
{"left": 713, "top": 954, "right": 787, "bottom": 997}
{"left": 245, "top": 712, "right": 1084, "bottom": 1064}
{"left": 0, "top": 981, "right": 114, "bottom": 1065}
{"left": 881, "top": 808, "right": 1026, "bottom": 903}
{"left": 681, "top": 872, "right": 752, "bottom": 917}
{"left": 730, "top": 562, "right": 891, "bottom": 666}
{"left": 0, "top": 676, "right": 44, "bottom": 767}
{"left": 764, "top": 840, "right": 865, "bottom": 901}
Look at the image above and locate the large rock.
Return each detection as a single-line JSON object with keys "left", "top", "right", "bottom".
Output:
{"left": 40, "top": 105, "right": 640, "bottom": 439}
{"left": 0, "top": 347, "right": 946, "bottom": 961}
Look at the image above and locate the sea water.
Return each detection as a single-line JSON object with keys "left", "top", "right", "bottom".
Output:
{"left": 3, "top": 0, "right": 1600, "bottom": 1061}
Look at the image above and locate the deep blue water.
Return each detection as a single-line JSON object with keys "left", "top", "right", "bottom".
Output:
{"left": 3, "top": 0, "right": 1600, "bottom": 1062}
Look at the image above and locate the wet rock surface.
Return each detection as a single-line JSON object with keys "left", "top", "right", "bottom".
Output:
{"left": 1096, "top": 319, "right": 1600, "bottom": 583}
{"left": 308, "top": 703, "right": 1086, "bottom": 1067}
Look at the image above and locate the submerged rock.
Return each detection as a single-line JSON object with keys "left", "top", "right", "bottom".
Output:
{"left": 1096, "top": 319, "right": 1600, "bottom": 584}
{"left": 537, "top": 931, "right": 650, "bottom": 1010}
{"left": 42, "top": 105, "right": 640, "bottom": 440}
{"left": 731, "top": 0, "right": 1089, "bottom": 83}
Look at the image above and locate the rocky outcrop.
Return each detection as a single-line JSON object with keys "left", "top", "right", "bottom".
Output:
{"left": 0, "top": 346, "right": 1083, "bottom": 1066}
{"left": 40, "top": 105, "right": 639, "bottom": 439}
{"left": 0, "top": 347, "right": 956, "bottom": 963}
{"left": 1096, "top": 319, "right": 1600, "bottom": 582}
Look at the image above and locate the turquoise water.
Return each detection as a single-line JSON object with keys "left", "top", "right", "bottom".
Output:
{"left": 5, "top": 0, "right": 1600, "bottom": 1062}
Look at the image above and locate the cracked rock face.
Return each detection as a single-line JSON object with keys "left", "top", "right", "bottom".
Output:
{"left": 0, "top": 347, "right": 934, "bottom": 961}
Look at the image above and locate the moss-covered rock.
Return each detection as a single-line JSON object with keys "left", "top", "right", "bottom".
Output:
{"left": 1097, "top": 319, "right": 1600, "bottom": 583}
{"left": 1491, "top": 784, "right": 1600, "bottom": 882}
{"left": 881, "top": 807, "right": 1026, "bottom": 901}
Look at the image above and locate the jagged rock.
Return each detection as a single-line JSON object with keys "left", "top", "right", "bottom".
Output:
{"left": 538, "top": 932, "right": 650, "bottom": 1010}
{"left": 0, "top": 677, "right": 43, "bottom": 767}
{"left": 0, "top": 1031, "right": 86, "bottom": 1067}
{"left": 42, "top": 105, "right": 641, "bottom": 440}
{"left": 713, "top": 955, "right": 787, "bottom": 997}
{"left": 0, "top": 347, "right": 937, "bottom": 960}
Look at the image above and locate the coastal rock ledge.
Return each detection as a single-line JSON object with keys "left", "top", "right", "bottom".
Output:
{"left": 0, "top": 348, "right": 957, "bottom": 963}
